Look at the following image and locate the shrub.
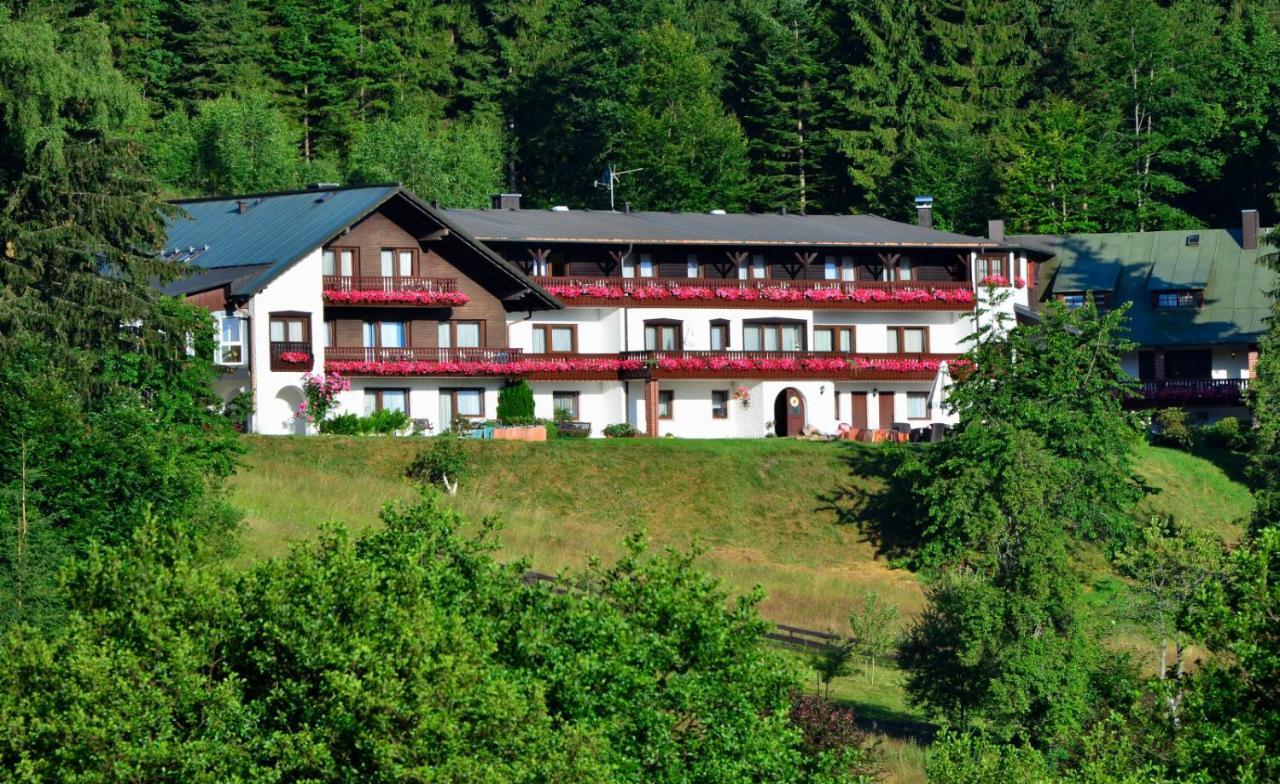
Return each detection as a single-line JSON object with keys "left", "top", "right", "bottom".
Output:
{"left": 603, "top": 422, "right": 639, "bottom": 438}
{"left": 319, "top": 413, "right": 361, "bottom": 435}
{"left": 406, "top": 434, "right": 470, "bottom": 495}
{"left": 497, "top": 381, "right": 535, "bottom": 425}
{"left": 1152, "top": 407, "right": 1193, "bottom": 450}
{"left": 222, "top": 389, "right": 254, "bottom": 430}
{"left": 365, "top": 408, "right": 410, "bottom": 435}
{"left": 298, "top": 371, "right": 350, "bottom": 425}
{"left": 1199, "top": 416, "right": 1249, "bottom": 451}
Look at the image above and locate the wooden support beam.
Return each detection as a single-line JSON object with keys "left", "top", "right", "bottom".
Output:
{"left": 418, "top": 228, "right": 450, "bottom": 242}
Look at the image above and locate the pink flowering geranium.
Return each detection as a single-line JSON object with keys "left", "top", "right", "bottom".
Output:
{"left": 323, "top": 289, "right": 470, "bottom": 306}
{"left": 980, "top": 274, "right": 1009, "bottom": 287}
{"left": 298, "top": 371, "right": 351, "bottom": 423}
{"left": 1013, "top": 276, "right": 1027, "bottom": 289}
{"left": 278, "top": 351, "right": 311, "bottom": 364}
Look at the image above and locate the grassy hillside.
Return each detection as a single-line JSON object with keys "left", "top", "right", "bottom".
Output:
{"left": 230, "top": 436, "right": 1253, "bottom": 632}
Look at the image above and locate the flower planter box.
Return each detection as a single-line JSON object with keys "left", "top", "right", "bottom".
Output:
{"left": 493, "top": 425, "right": 547, "bottom": 442}
{"left": 556, "top": 421, "right": 592, "bottom": 438}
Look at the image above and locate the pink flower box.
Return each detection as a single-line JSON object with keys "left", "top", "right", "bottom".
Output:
{"left": 323, "top": 289, "right": 470, "bottom": 306}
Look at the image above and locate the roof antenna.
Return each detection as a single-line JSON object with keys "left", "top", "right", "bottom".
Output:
{"left": 594, "top": 164, "right": 643, "bottom": 212}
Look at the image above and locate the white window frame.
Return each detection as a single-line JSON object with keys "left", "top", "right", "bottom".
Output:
{"left": 215, "top": 315, "right": 247, "bottom": 366}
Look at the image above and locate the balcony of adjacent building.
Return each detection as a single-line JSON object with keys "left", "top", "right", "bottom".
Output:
{"left": 1129, "top": 378, "right": 1250, "bottom": 408}
{"left": 322, "top": 275, "right": 468, "bottom": 307}
{"left": 530, "top": 275, "right": 975, "bottom": 310}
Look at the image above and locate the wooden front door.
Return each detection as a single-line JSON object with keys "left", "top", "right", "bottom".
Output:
{"left": 850, "top": 392, "right": 869, "bottom": 430}
{"left": 775, "top": 388, "right": 806, "bottom": 436}
{"left": 878, "top": 391, "right": 896, "bottom": 429}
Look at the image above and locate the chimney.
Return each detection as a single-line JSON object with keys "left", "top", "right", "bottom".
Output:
{"left": 988, "top": 219, "right": 1005, "bottom": 244}
{"left": 236, "top": 200, "right": 249, "bottom": 215}
{"left": 623, "top": 201, "right": 631, "bottom": 214}
{"left": 491, "top": 193, "right": 522, "bottom": 210}
{"left": 914, "top": 196, "right": 934, "bottom": 228}
{"left": 1243, "top": 209, "right": 1259, "bottom": 250}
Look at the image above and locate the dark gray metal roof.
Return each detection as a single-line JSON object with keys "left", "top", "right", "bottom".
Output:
{"left": 445, "top": 208, "right": 996, "bottom": 248}
{"left": 163, "top": 185, "right": 557, "bottom": 308}
{"left": 158, "top": 263, "right": 271, "bottom": 298}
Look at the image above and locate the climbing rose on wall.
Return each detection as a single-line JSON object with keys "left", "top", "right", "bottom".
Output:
{"left": 298, "top": 371, "right": 351, "bottom": 423}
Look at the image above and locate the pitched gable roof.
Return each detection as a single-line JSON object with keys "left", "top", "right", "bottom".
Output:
{"left": 163, "top": 185, "right": 558, "bottom": 309}
{"left": 1020, "top": 229, "right": 1278, "bottom": 347}
{"left": 446, "top": 208, "right": 998, "bottom": 248}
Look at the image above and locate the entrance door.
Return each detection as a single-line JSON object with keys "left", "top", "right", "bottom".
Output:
{"left": 878, "top": 391, "right": 896, "bottom": 430}
{"left": 850, "top": 392, "right": 869, "bottom": 429}
{"left": 774, "top": 388, "right": 806, "bottom": 436}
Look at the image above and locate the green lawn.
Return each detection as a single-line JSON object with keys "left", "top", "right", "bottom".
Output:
{"left": 227, "top": 434, "right": 1251, "bottom": 784}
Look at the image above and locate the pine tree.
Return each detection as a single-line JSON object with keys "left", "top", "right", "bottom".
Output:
{"left": 167, "top": 0, "right": 273, "bottom": 106}
{"left": 732, "top": 0, "right": 826, "bottom": 213}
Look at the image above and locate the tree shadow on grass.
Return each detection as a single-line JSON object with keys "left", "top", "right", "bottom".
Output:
{"left": 814, "top": 442, "right": 926, "bottom": 562}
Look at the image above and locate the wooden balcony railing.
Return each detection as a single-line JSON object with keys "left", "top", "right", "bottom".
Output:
{"left": 323, "top": 275, "right": 457, "bottom": 293}
{"left": 269, "top": 341, "right": 313, "bottom": 372}
{"left": 325, "top": 346, "right": 523, "bottom": 363}
{"left": 1130, "top": 378, "right": 1250, "bottom": 407}
{"left": 531, "top": 275, "right": 974, "bottom": 309}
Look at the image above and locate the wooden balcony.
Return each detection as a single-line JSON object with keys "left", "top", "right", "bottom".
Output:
{"left": 1130, "top": 378, "right": 1250, "bottom": 408}
{"left": 322, "top": 276, "right": 467, "bottom": 306}
{"left": 269, "top": 341, "right": 313, "bottom": 372}
{"left": 326, "top": 346, "right": 522, "bottom": 364}
{"left": 617, "top": 350, "right": 962, "bottom": 380}
{"left": 532, "top": 275, "right": 974, "bottom": 310}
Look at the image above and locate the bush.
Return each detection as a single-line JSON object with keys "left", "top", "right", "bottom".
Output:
{"left": 406, "top": 434, "right": 470, "bottom": 494}
{"left": 1152, "top": 407, "right": 1193, "bottom": 450}
{"left": 497, "top": 381, "right": 535, "bottom": 425}
{"left": 1199, "top": 416, "right": 1250, "bottom": 451}
{"left": 319, "top": 413, "right": 361, "bottom": 435}
{"left": 603, "top": 422, "right": 639, "bottom": 438}
{"left": 365, "top": 408, "right": 410, "bottom": 435}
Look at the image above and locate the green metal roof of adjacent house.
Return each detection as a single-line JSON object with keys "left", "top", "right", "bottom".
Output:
{"left": 162, "top": 184, "right": 558, "bottom": 309}
{"left": 1017, "top": 228, "right": 1278, "bottom": 347}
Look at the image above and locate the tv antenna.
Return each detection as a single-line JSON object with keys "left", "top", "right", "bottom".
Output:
{"left": 594, "top": 164, "right": 643, "bottom": 211}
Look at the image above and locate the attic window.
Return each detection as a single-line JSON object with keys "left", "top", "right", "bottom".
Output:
{"left": 1185, "top": 234, "right": 1200, "bottom": 247}
{"left": 1154, "top": 289, "right": 1202, "bottom": 309}
{"left": 1060, "top": 292, "right": 1086, "bottom": 310}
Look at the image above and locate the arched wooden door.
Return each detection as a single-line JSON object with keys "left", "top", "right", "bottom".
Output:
{"left": 774, "top": 388, "right": 806, "bottom": 436}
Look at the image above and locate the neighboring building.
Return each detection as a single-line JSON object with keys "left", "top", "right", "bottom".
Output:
{"left": 164, "top": 185, "right": 1037, "bottom": 438}
{"left": 1024, "top": 209, "right": 1277, "bottom": 420}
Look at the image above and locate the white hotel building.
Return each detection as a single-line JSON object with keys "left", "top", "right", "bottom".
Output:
{"left": 162, "top": 186, "right": 1036, "bottom": 438}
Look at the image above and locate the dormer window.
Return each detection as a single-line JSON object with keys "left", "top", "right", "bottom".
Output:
{"left": 1061, "top": 293, "right": 1086, "bottom": 310}
{"left": 1154, "top": 290, "right": 1202, "bottom": 309}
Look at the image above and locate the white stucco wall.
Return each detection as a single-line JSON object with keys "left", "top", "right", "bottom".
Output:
{"left": 247, "top": 247, "right": 325, "bottom": 435}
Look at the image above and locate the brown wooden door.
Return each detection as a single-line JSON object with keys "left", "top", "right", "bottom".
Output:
{"left": 850, "top": 392, "right": 868, "bottom": 429}
{"left": 774, "top": 387, "right": 805, "bottom": 436}
{"left": 878, "top": 391, "right": 896, "bottom": 429}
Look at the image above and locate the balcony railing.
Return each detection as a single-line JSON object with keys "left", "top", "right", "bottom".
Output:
{"left": 326, "top": 347, "right": 522, "bottom": 363}
{"left": 269, "top": 341, "right": 313, "bottom": 372}
{"left": 617, "top": 350, "right": 963, "bottom": 379}
{"left": 1131, "top": 378, "right": 1250, "bottom": 407}
{"left": 531, "top": 275, "right": 974, "bottom": 309}
{"left": 322, "top": 276, "right": 468, "bottom": 306}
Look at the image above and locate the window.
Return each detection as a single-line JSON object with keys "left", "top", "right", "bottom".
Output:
{"left": 887, "top": 326, "right": 928, "bottom": 353}
{"left": 709, "top": 320, "right": 730, "bottom": 351}
{"left": 814, "top": 326, "right": 854, "bottom": 353}
{"left": 743, "top": 321, "right": 804, "bottom": 352}
{"left": 532, "top": 324, "right": 577, "bottom": 353}
{"left": 976, "top": 255, "right": 1006, "bottom": 280}
{"left": 658, "top": 390, "right": 674, "bottom": 419}
{"left": 269, "top": 314, "right": 309, "bottom": 344}
{"left": 439, "top": 320, "right": 483, "bottom": 348}
{"left": 751, "top": 254, "right": 768, "bottom": 279}
{"left": 823, "top": 257, "right": 839, "bottom": 280}
{"left": 712, "top": 390, "right": 729, "bottom": 419}
{"left": 441, "top": 388, "right": 484, "bottom": 421}
{"left": 215, "top": 315, "right": 246, "bottom": 365}
{"left": 365, "top": 388, "right": 409, "bottom": 414}
{"left": 896, "top": 259, "right": 914, "bottom": 281}
{"left": 553, "top": 391, "right": 580, "bottom": 420}
{"left": 326, "top": 320, "right": 337, "bottom": 348}
{"left": 1155, "top": 290, "right": 1201, "bottom": 309}
{"left": 323, "top": 247, "right": 355, "bottom": 276}
{"left": 1061, "top": 293, "right": 1086, "bottom": 309}
{"left": 907, "top": 392, "right": 929, "bottom": 419}
{"left": 363, "top": 321, "right": 407, "bottom": 348}
{"left": 1166, "top": 349, "right": 1212, "bottom": 380}
{"left": 686, "top": 255, "right": 701, "bottom": 278}
{"left": 639, "top": 253, "right": 655, "bottom": 278}
{"left": 379, "top": 248, "right": 414, "bottom": 278}
{"left": 644, "top": 320, "right": 682, "bottom": 351}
